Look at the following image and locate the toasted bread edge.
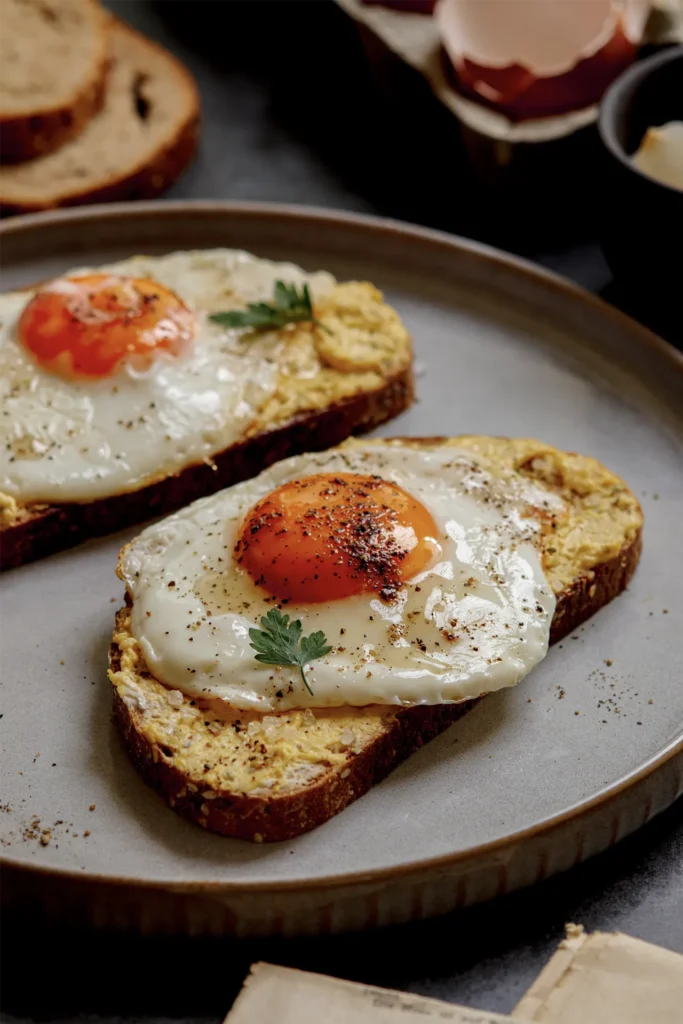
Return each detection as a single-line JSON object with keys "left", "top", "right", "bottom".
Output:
{"left": 0, "top": 18, "right": 200, "bottom": 213}
{"left": 0, "top": 0, "right": 109, "bottom": 163}
{"left": 108, "top": 440, "right": 643, "bottom": 842}
{"left": 0, "top": 368, "right": 414, "bottom": 570}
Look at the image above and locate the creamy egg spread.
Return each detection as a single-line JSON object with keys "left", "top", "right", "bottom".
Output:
{"left": 120, "top": 441, "right": 560, "bottom": 712}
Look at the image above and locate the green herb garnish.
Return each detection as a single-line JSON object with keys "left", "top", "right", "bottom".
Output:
{"left": 249, "top": 608, "right": 332, "bottom": 696}
{"left": 210, "top": 280, "right": 328, "bottom": 334}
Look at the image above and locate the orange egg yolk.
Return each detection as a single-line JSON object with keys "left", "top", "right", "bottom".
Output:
{"left": 18, "top": 273, "right": 195, "bottom": 378}
{"left": 235, "top": 472, "right": 441, "bottom": 604}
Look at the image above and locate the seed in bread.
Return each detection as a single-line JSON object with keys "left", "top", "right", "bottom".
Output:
{"left": 109, "top": 436, "right": 643, "bottom": 840}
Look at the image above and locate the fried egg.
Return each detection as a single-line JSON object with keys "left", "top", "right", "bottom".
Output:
{"left": 0, "top": 250, "right": 334, "bottom": 504}
{"left": 120, "top": 441, "right": 560, "bottom": 711}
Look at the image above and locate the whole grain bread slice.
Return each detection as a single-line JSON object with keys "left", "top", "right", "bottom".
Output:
{"left": 0, "top": 278, "right": 414, "bottom": 570}
{"left": 0, "top": 17, "right": 199, "bottom": 213}
{"left": 0, "top": 0, "right": 109, "bottom": 162}
{"left": 1, "top": 371, "right": 413, "bottom": 570}
{"left": 108, "top": 436, "right": 643, "bottom": 842}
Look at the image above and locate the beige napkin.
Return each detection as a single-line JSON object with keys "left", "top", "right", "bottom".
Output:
{"left": 514, "top": 924, "right": 683, "bottom": 1023}
{"left": 225, "top": 962, "right": 525, "bottom": 1023}
{"left": 224, "top": 926, "right": 683, "bottom": 1023}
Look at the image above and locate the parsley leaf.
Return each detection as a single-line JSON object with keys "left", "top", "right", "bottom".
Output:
{"left": 248, "top": 608, "right": 332, "bottom": 696}
{"left": 209, "top": 280, "right": 328, "bottom": 334}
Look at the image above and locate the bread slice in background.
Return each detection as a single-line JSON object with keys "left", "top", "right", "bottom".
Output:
{"left": 0, "top": 0, "right": 109, "bottom": 162}
{"left": 0, "top": 18, "right": 200, "bottom": 213}
{"left": 109, "top": 436, "right": 643, "bottom": 842}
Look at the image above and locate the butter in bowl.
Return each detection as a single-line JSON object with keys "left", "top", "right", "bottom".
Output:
{"left": 598, "top": 45, "right": 683, "bottom": 320}
{"left": 633, "top": 118, "right": 683, "bottom": 191}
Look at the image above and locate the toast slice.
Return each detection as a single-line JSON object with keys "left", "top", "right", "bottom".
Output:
{"left": 0, "top": 0, "right": 109, "bottom": 162}
{"left": 0, "top": 282, "right": 413, "bottom": 570}
{"left": 108, "top": 436, "right": 643, "bottom": 842}
{"left": 0, "top": 18, "right": 199, "bottom": 214}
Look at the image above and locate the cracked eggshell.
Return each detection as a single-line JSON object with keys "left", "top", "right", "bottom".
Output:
{"left": 436, "top": 0, "right": 651, "bottom": 121}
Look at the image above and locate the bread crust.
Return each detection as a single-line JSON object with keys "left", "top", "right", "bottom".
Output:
{"left": 0, "top": 20, "right": 200, "bottom": 215}
{"left": 111, "top": 629, "right": 478, "bottom": 843}
{"left": 108, "top": 438, "right": 643, "bottom": 842}
{"left": 0, "top": 0, "right": 109, "bottom": 163}
{"left": 549, "top": 529, "right": 642, "bottom": 644}
{"left": 0, "top": 369, "right": 413, "bottom": 571}
{"left": 0, "top": 103, "right": 199, "bottom": 215}
{"left": 0, "top": 59, "right": 108, "bottom": 164}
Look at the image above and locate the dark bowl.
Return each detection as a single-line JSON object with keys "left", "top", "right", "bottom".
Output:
{"left": 597, "top": 46, "right": 682, "bottom": 315}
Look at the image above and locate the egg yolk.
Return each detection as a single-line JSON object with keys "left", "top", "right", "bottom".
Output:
{"left": 18, "top": 273, "right": 195, "bottom": 378}
{"left": 235, "top": 473, "right": 441, "bottom": 604}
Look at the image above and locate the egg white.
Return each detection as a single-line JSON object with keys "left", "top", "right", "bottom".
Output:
{"left": 0, "top": 250, "right": 335, "bottom": 503}
{"left": 120, "top": 442, "right": 560, "bottom": 711}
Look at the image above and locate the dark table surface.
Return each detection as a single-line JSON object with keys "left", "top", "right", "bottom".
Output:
{"left": 2, "top": 3, "right": 681, "bottom": 1023}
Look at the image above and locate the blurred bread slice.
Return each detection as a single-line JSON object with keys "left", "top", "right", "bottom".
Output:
{"left": 0, "top": 19, "right": 200, "bottom": 214}
{"left": 0, "top": 0, "right": 109, "bottom": 162}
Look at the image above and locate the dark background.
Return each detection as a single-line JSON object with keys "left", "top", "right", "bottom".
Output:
{"left": 2, "top": 2, "right": 681, "bottom": 1022}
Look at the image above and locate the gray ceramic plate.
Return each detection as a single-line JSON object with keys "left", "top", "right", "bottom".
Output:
{"left": 1, "top": 202, "right": 682, "bottom": 937}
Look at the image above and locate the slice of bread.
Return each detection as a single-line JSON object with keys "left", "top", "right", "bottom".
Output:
{"left": 0, "top": 283, "right": 413, "bottom": 570}
{"left": 0, "top": 0, "right": 109, "bottom": 162}
{"left": 108, "top": 436, "right": 643, "bottom": 842}
{"left": 0, "top": 18, "right": 199, "bottom": 214}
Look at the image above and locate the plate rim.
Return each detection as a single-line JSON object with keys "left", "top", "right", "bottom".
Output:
{"left": 1, "top": 198, "right": 682, "bottom": 897}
